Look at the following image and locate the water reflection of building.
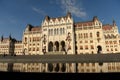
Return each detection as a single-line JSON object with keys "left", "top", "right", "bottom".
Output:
{"left": 0, "top": 63, "right": 8, "bottom": 71}
{"left": 0, "top": 12, "right": 120, "bottom": 73}
{"left": 12, "top": 63, "right": 74, "bottom": 73}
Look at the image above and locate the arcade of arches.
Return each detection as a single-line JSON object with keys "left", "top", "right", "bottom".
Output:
{"left": 48, "top": 41, "right": 66, "bottom": 52}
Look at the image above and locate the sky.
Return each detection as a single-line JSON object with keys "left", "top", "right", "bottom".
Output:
{"left": 0, "top": 0, "right": 120, "bottom": 40}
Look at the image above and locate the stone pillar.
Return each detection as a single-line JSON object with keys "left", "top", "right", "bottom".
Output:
{"left": 52, "top": 63, "right": 56, "bottom": 72}
{"left": 59, "top": 63, "right": 62, "bottom": 72}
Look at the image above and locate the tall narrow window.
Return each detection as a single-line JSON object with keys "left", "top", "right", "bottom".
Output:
{"left": 30, "top": 38, "right": 31, "bottom": 42}
{"left": 86, "top": 33, "right": 88, "bottom": 38}
{"left": 84, "top": 33, "right": 86, "bottom": 38}
{"left": 78, "top": 33, "right": 80, "bottom": 39}
{"left": 80, "top": 46, "right": 83, "bottom": 50}
{"left": 81, "top": 33, "right": 83, "bottom": 38}
{"left": 91, "top": 45, "right": 94, "bottom": 49}
{"left": 54, "top": 29, "right": 56, "bottom": 35}
{"left": 57, "top": 28, "right": 59, "bottom": 35}
{"left": 97, "top": 32, "right": 100, "bottom": 37}
{"left": 85, "top": 45, "right": 88, "bottom": 49}
{"left": 48, "top": 29, "right": 50, "bottom": 35}
{"left": 51, "top": 29, "right": 53, "bottom": 35}
{"left": 60, "top": 28, "right": 62, "bottom": 34}
{"left": 63, "top": 28, "right": 65, "bottom": 34}
{"left": 25, "top": 37, "right": 27, "bottom": 42}
{"left": 90, "top": 33, "right": 92, "bottom": 38}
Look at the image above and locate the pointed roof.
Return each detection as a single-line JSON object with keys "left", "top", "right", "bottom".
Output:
{"left": 93, "top": 16, "right": 99, "bottom": 22}
{"left": 113, "top": 19, "right": 116, "bottom": 26}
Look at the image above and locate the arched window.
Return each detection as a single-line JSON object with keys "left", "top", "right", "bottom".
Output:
{"left": 91, "top": 45, "right": 94, "bottom": 49}
{"left": 97, "top": 45, "right": 102, "bottom": 54}
{"left": 86, "top": 33, "right": 88, "bottom": 38}
{"left": 81, "top": 33, "right": 83, "bottom": 38}
{"left": 60, "top": 28, "right": 62, "bottom": 34}
{"left": 25, "top": 37, "right": 27, "bottom": 42}
{"left": 51, "top": 29, "right": 53, "bottom": 36}
{"left": 78, "top": 33, "right": 80, "bottom": 38}
{"left": 85, "top": 45, "right": 88, "bottom": 49}
{"left": 80, "top": 46, "right": 83, "bottom": 50}
{"left": 97, "top": 32, "right": 100, "bottom": 37}
{"left": 84, "top": 33, "right": 86, "bottom": 38}
{"left": 63, "top": 28, "right": 65, "bottom": 34}
{"left": 54, "top": 29, "right": 56, "bottom": 35}
{"left": 48, "top": 29, "right": 50, "bottom": 35}
{"left": 90, "top": 33, "right": 92, "bottom": 38}
{"left": 30, "top": 38, "right": 31, "bottom": 42}
{"left": 57, "top": 28, "right": 59, "bottom": 35}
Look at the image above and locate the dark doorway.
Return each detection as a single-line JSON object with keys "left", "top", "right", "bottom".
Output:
{"left": 61, "top": 41, "right": 65, "bottom": 51}
{"left": 97, "top": 45, "right": 102, "bottom": 54}
{"left": 48, "top": 42, "right": 53, "bottom": 52}
{"left": 55, "top": 41, "right": 59, "bottom": 51}
{"left": 61, "top": 63, "right": 66, "bottom": 72}
{"left": 48, "top": 63, "right": 53, "bottom": 72}
{"left": 55, "top": 63, "right": 59, "bottom": 72}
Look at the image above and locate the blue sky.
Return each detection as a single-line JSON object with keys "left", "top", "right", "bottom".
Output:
{"left": 0, "top": 0, "right": 120, "bottom": 40}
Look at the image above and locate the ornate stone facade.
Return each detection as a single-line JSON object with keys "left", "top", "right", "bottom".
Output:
{"left": 0, "top": 12, "right": 120, "bottom": 72}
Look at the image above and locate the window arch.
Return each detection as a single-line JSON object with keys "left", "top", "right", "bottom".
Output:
{"left": 48, "top": 29, "right": 50, "bottom": 35}
{"left": 51, "top": 29, "right": 53, "bottom": 35}
{"left": 57, "top": 28, "right": 59, "bottom": 35}
{"left": 90, "top": 33, "right": 92, "bottom": 38}
{"left": 60, "top": 28, "right": 62, "bottom": 34}
{"left": 97, "top": 31, "right": 100, "bottom": 37}
{"left": 25, "top": 37, "right": 27, "bottom": 42}
{"left": 54, "top": 29, "right": 56, "bottom": 35}
{"left": 81, "top": 33, "right": 83, "bottom": 38}
{"left": 63, "top": 28, "right": 65, "bottom": 34}
{"left": 84, "top": 33, "right": 86, "bottom": 38}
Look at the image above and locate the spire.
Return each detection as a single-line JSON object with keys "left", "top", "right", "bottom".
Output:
{"left": 113, "top": 19, "right": 116, "bottom": 26}
{"left": 45, "top": 15, "right": 50, "bottom": 21}
{"left": 9, "top": 34, "right": 12, "bottom": 40}
{"left": 1, "top": 35, "right": 3, "bottom": 41}
{"left": 67, "top": 11, "right": 71, "bottom": 18}
{"left": 93, "top": 16, "right": 98, "bottom": 22}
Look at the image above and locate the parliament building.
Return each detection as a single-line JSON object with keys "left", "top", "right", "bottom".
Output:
{"left": 0, "top": 12, "right": 120, "bottom": 73}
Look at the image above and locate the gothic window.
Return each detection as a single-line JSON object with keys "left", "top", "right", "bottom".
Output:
{"left": 90, "top": 40, "right": 93, "bottom": 43}
{"left": 54, "top": 29, "right": 56, "bottom": 35}
{"left": 91, "top": 45, "right": 94, "bottom": 49}
{"left": 90, "top": 33, "right": 92, "bottom": 38}
{"left": 113, "top": 41, "right": 117, "bottom": 44}
{"left": 48, "top": 29, "right": 50, "bottom": 35}
{"left": 80, "top": 46, "right": 83, "bottom": 50}
{"left": 85, "top": 40, "right": 88, "bottom": 43}
{"left": 60, "top": 28, "right": 62, "bottom": 34}
{"left": 80, "top": 41, "right": 82, "bottom": 43}
{"left": 25, "top": 37, "right": 27, "bottom": 42}
{"left": 96, "top": 31, "right": 100, "bottom": 37}
{"left": 115, "top": 48, "right": 117, "bottom": 51}
{"left": 84, "top": 33, "right": 86, "bottom": 38}
{"left": 51, "top": 29, "right": 53, "bottom": 36}
{"left": 29, "top": 48, "right": 31, "bottom": 51}
{"left": 81, "top": 33, "right": 83, "bottom": 38}
{"left": 109, "top": 41, "right": 112, "bottom": 44}
{"left": 85, "top": 45, "right": 88, "bottom": 49}
{"left": 86, "top": 33, "right": 88, "bottom": 38}
{"left": 33, "top": 48, "right": 35, "bottom": 51}
{"left": 78, "top": 33, "right": 80, "bottom": 39}
{"left": 63, "top": 28, "right": 65, "bottom": 34}
{"left": 30, "top": 38, "right": 31, "bottom": 42}
{"left": 57, "top": 28, "right": 59, "bottom": 35}
{"left": 37, "top": 47, "right": 39, "bottom": 51}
